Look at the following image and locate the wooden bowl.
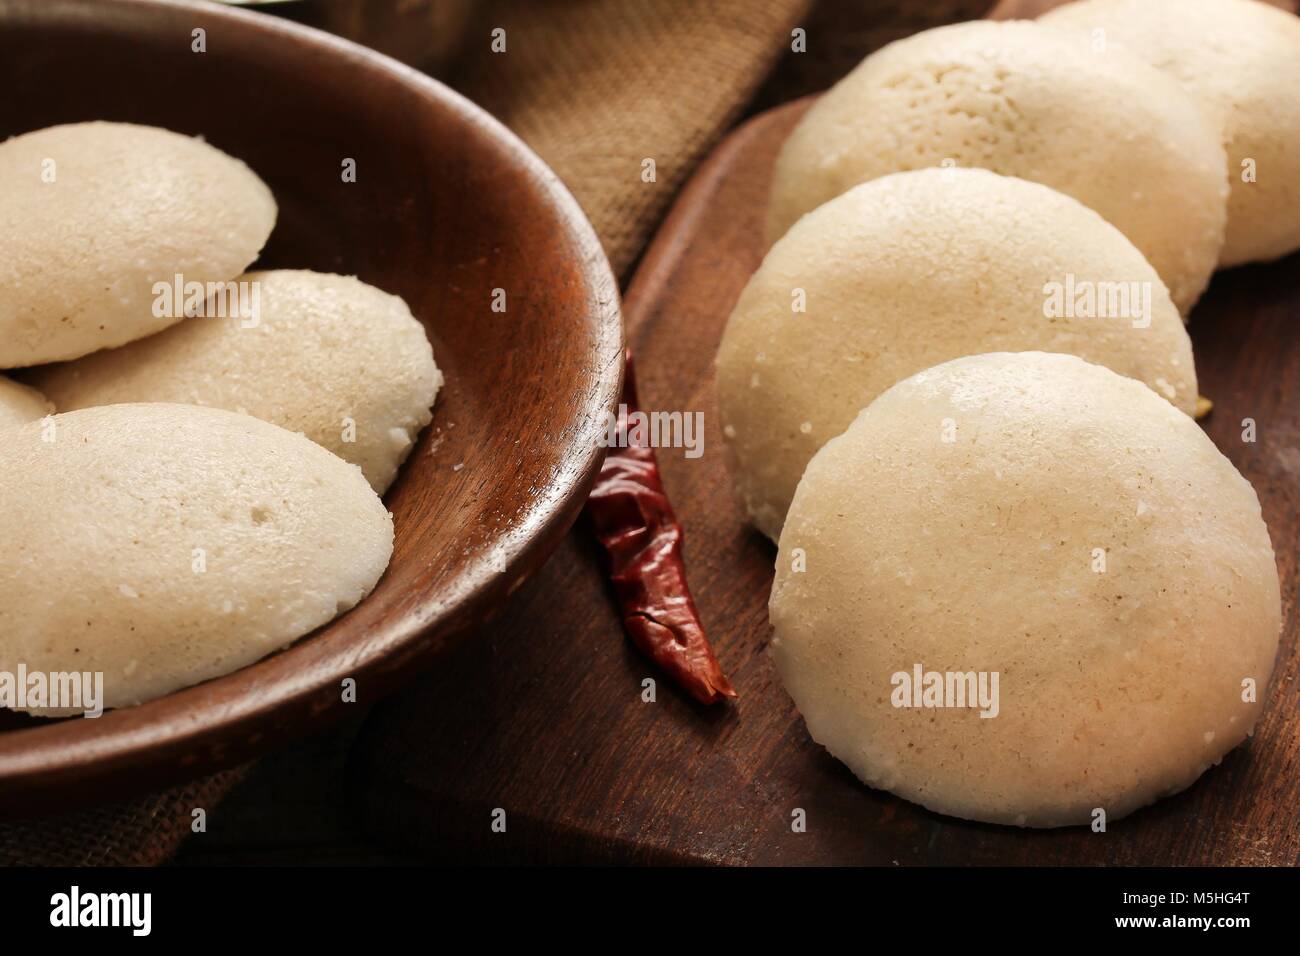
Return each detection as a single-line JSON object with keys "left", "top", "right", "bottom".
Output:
{"left": 0, "top": 0, "right": 622, "bottom": 816}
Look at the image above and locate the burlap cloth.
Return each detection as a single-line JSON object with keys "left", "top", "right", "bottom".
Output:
{"left": 0, "top": 0, "right": 987, "bottom": 866}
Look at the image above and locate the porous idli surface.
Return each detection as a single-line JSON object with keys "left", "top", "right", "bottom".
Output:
{"left": 1042, "top": 0, "right": 1300, "bottom": 267}
{"left": 0, "top": 403, "right": 393, "bottom": 714}
{"left": 718, "top": 168, "right": 1196, "bottom": 541}
{"left": 33, "top": 270, "right": 442, "bottom": 494}
{"left": 766, "top": 19, "right": 1227, "bottom": 312}
{"left": 0, "top": 375, "right": 51, "bottom": 428}
{"left": 770, "top": 352, "right": 1281, "bottom": 827}
{"left": 0, "top": 122, "right": 276, "bottom": 367}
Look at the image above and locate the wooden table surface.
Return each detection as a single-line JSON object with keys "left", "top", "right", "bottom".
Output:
{"left": 353, "top": 97, "right": 1299, "bottom": 865}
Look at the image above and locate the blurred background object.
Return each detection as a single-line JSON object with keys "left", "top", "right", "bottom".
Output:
{"left": 216, "top": 0, "right": 478, "bottom": 75}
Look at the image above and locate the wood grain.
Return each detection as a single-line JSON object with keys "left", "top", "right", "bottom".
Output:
{"left": 0, "top": 0, "right": 622, "bottom": 816}
{"left": 356, "top": 95, "right": 1298, "bottom": 865}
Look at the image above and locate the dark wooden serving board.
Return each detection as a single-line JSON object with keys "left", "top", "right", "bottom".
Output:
{"left": 355, "top": 97, "right": 1299, "bottom": 866}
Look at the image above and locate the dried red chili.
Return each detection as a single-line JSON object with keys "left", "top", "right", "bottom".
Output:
{"left": 587, "top": 351, "right": 737, "bottom": 704}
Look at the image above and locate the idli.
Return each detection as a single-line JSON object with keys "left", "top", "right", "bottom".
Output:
{"left": 766, "top": 19, "right": 1228, "bottom": 312}
{"left": 718, "top": 168, "right": 1196, "bottom": 541}
{"left": 1042, "top": 0, "right": 1300, "bottom": 267}
{"left": 0, "top": 375, "right": 51, "bottom": 428}
{"left": 0, "top": 403, "right": 393, "bottom": 714}
{"left": 0, "top": 122, "right": 276, "bottom": 367}
{"left": 771, "top": 352, "right": 1281, "bottom": 827}
{"left": 32, "top": 270, "right": 442, "bottom": 494}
